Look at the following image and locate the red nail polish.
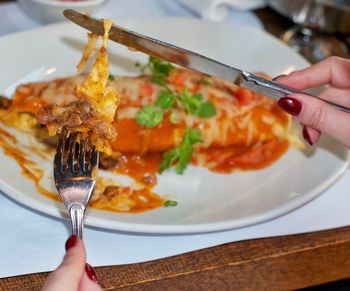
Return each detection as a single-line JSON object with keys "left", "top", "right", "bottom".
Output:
{"left": 65, "top": 235, "right": 78, "bottom": 251}
{"left": 302, "top": 127, "right": 313, "bottom": 145}
{"left": 272, "top": 74, "right": 286, "bottom": 81}
{"left": 278, "top": 97, "right": 302, "bottom": 116}
{"left": 85, "top": 263, "right": 99, "bottom": 284}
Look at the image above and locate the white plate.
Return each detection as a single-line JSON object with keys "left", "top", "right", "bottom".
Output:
{"left": 0, "top": 18, "right": 348, "bottom": 234}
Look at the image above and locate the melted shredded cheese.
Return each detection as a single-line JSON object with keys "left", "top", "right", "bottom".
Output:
{"left": 76, "top": 20, "right": 118, "bottom": 123}
{"left": 75, "top": 19, "right": 119, "bottom": 153}
{"left": 76, "top": 33, "right": 99, "bottom": 72}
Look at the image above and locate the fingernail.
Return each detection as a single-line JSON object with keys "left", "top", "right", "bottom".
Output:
{"left": 278, "top": 97, "right": 302, "bottom": 116}
{"left": 65, "top": 235, "right": 78, "bottom": 251}
{"left": 302, "top": 126, "right": 313, "bottom": 146}
{"left": 272, "top": 74, "right": 287, "bottom": 81}
{"left": 85, "top": 263, "right": 99, "bottom": 284}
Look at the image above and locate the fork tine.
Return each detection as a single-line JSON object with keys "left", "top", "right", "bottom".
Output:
{"left": 90, "top": 146, "right": 99, "bottom": 167}
{"left": 54, "top": 128, "right": 68, "bottom": 173}
{"left": 67, "top": 131, "right": 78, "bottom": 171}
{"left": 86, "top": 145, "right": 99, "bottom": 175}
{"left": 79, "top": 135, "right": 88, "bottom": 172}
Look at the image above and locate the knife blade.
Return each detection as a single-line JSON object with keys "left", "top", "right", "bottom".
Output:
{"left": 63, "top": 9, "right": 350, "bottom": 113}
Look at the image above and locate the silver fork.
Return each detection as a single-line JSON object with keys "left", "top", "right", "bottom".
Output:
{"left": 54, "top": 128, "right": 99, "bottom": 239}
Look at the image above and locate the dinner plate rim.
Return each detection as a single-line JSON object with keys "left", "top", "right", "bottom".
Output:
{"left": 0, "top": 153, "right": 348, "bottom": 234}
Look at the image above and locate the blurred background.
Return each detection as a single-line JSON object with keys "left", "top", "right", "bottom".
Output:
{"left": 0, "top": 0, "right": 348, "bottom": 63}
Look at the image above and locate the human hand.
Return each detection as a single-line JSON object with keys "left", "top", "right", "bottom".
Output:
{"left": 274, "top": 56, "right": 350, "bottom": 148}
{"left": 42, "top": 235, "right": 102, "bottom": 291}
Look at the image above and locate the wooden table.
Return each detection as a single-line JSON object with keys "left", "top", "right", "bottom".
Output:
{"left": 2, "top": 226, "right": 350, "bottom": 290}
{"left": 1, "top": 6, "right": 350, "bottom": 291}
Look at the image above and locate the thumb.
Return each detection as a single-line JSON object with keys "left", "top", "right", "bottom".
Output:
{"left": 42, "top": 235, "right": 86, "bottom": 291}
{"left": 278, "top": 94, "right": 350, "bottom": 148}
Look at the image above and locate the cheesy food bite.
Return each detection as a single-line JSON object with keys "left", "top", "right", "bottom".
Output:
{"left": 1, "top": 19, "right": 118, "bottom": 154}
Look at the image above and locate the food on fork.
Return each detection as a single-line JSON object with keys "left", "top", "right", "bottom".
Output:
{"left": 0, "top": 19, "right": 118, "bottom": 154}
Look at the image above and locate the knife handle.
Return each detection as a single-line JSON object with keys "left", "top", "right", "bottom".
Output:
{"left": 240, "top": 72, "right": 350, "bottom": 114}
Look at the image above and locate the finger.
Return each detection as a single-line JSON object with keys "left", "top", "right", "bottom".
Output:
{"left": 42, "top": 236, "right": 86, "bottom": 291}
{"left": 302, "top": 125, "right": 321, "bottom": 146}
{"left": 318, "top": 87, "right": 350, "bottom": 107}
{"left": 275, "top": 56, "right": 350, "bottom": 90}
{"left": 78, "top": 264, "right": 102, "bottom": 291}
{"left": 278, "top": 95, "right": 350, "bottom": 148}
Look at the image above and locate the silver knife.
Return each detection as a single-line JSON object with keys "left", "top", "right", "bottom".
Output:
{"left": 63, "top": 9, "right": 350, "bottom": 113}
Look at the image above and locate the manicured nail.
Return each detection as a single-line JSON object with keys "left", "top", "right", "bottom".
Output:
{"left": 272, "top": 74, "right": 287, "bottom": 81}
{"left": 277, "top": 97, "right": 302, "bottom": 116}
{"left": 302, "top": 126, "right": 313, "bottom": 146}
{"left": 65, "top": 235, "right": 78, "bottom": 251}
{"left": 85, "top": 263, "right": 99, "bottom": 284}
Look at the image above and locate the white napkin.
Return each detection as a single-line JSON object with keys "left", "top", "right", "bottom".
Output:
{"left": 178, "top": 0, "right": 267, "bottom": 21}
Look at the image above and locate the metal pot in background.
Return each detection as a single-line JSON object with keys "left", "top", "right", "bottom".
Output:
{"left": 268, "top": 0, "right": 350, "bottom": 62}
{"left": 268, "top": 0, "right": 350, "bottom": 33}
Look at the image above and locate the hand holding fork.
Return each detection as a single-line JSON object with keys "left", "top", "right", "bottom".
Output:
{"left": 44, "top": 129, "right": 101, "bottom": 289}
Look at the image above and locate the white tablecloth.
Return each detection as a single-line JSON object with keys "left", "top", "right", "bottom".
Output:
{"left": 1, "top": 0, "right": 349, "bottom": 279}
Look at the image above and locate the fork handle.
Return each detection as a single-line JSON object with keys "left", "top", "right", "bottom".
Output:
{"left": 69, "top": 203, "right": 85, "bottom": 239}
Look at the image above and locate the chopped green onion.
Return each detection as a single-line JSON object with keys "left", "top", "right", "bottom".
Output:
{"left": 164, "top": 200, "right": 178, "bottom": 207}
